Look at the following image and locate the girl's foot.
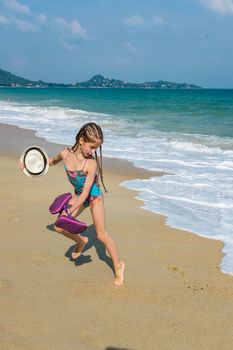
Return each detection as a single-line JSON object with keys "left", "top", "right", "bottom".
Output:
{"left": 71, "top": 237, "right": 88, "bottom": 259}
{"left": 114, "top": 261, "right": 125, "bottom": 287}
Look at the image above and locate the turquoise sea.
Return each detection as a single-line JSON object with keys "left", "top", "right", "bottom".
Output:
{"left": 0, "top": 87, "right": 233, "bottom": 274}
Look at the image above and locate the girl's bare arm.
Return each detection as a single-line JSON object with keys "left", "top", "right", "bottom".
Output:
{"left": 49, "top": 150, "right": 65, "bottom": 166}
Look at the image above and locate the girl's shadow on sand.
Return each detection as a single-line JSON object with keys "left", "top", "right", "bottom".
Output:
{"left": 47, "top": 223, "right": 114, "bottom": 272}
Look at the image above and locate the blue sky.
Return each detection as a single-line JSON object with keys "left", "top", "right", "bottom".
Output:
{"left": 0, "top": 0, "right": 233, "bottom": 87}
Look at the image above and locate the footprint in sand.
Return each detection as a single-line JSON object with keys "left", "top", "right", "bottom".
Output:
{"left": 187, "top": 281, "right": 212, "bottom": 291}
{"left": 0, "top": 279, "right": 12, "bottom": 293}
{"left": 167, "top": 264, "right": 184, "bottom": 277}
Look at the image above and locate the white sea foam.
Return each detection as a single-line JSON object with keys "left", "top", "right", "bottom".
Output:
{"left": 1, "top": 99, "right": 233, "bottom": 275}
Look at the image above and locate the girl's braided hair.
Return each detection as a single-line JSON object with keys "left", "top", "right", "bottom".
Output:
{"left": 71, "top": 122, "right": 107, "bottom": 193}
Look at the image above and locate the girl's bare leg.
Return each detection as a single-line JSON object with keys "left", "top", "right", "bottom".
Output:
{"left": 90, "top": 197, "right": 125, "bottom": 286}
{"left": 54, "top": 204, "right": 88, "bottom": 259}
{"left": 71, "top": 237, "right": 88, "bottom": 259}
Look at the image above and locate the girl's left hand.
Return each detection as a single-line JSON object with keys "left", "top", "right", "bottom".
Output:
{"left": 60, "top": 207, "right": 72, "bottom": 217}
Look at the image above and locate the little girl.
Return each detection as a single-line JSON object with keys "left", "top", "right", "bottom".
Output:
{"left": 48, "top": 122, "right": 125, "bottom": 286}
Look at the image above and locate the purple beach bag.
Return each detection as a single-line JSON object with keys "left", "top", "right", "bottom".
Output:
{"left": 49, "top": 193, "right": 72, "bottom": 214}
{"left": 55, "top": 214, "right": 87, "bottom": 234}
{"left": 49, "top": 192, "right": 88, "bottom": 234}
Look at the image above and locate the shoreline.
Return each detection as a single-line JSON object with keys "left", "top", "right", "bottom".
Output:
{"left": 1, "top": 123, "right": 233, "bottom": 349}
{"left": 0, "top": 122, "right": 231, "bottom": 276}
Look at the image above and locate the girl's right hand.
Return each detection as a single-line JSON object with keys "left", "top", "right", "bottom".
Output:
{"left": 19, "top": 161, "right": 25, "bottom": 171}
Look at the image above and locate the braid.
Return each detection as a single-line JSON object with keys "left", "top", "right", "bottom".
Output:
{"left": 95, "top": 145, "right": 108, "bottom": 193}
{"left": 72, "top": 122, "right": 107, "bottom": 193}
{"left": 71, "top": 124, "right": 86, "bottom": 152}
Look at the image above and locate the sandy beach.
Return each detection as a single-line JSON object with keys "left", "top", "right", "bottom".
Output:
{"left": 1, "top": 124, "right": 233, "bottom": 350}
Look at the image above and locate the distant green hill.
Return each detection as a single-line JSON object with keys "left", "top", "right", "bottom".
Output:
{"left": 0, "top": 68, "right": 64, "bottom": 87}
{"left": 75, "top": 74, "right": 201, "bottom": 89}
{"left": 0, "top": 68, "right": 36, "bottom": 86}
{"left": 0, "top": 68, "right": 202, "bottom": 89}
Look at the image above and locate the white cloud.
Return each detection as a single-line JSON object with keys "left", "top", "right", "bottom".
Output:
{"left": 200, "top": 0, "right": 233, "bottom": 13}
{"left": 0, "top": 13, "right": 37, "bottom": 32}
{"left": 123, "top": 42, "right": 137, "bottom": 52}
{"left": 13, "top": 18, "right": 37, "bottom": 32}
{"left": 37, "top": 13, "right": 47, "bottom": 24}
{"left": 3, "top": 0, "right": 30, "bottom": 14}
{"left": 152, "top": 15, "right": 164, "bottom": 27}
{"left": 54, "top": 17, "right": 68, "bottom": 29}
{"left": 123, "top": 14, "right": 144, "bottom": 26}
{"left": 54, "top": 17, "right": 87, "bottom": 38}
{"left": 0, "top": 14, "right": 10, "bottom": 24}
{"left": 70, "top": 20, "right": 87, "bottom": 37}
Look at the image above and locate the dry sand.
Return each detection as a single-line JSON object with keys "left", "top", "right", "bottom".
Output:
{"left": 0, "top": 124, "right": 233, "bottom": 350}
